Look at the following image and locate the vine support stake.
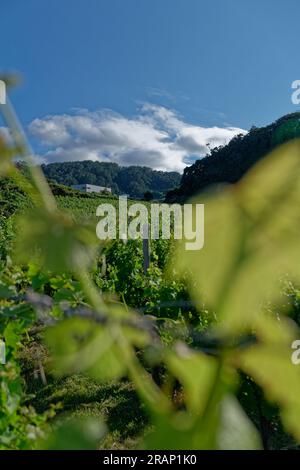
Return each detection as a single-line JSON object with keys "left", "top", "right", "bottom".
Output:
{"left": 142, "top": 223, "right": 150, "bottom": 275}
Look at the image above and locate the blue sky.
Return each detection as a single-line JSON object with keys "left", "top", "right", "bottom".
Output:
{"left": 1, "top": 0, "right": 300, "bottom": 171}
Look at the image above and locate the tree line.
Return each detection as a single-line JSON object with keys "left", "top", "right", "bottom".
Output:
{"left": 166, "top": 112, "right": 300, "bottom": 202}
{"left": 41, "top": 161, "right": 181, "bottom": 199}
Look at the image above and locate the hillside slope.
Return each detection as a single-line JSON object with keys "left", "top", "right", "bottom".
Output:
{"left": 166, "top": 113, "right": 300, "bottom": 201}
{"left": 42, "top": 161, "right": 181, "bottom": 199}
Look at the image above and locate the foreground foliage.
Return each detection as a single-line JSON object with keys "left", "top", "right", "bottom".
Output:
{"left": 2, "top": 99, "right": 300, "bottom": 449}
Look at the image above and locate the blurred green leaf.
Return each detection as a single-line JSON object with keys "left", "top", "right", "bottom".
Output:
{"left": 143, "top": 413, "right": 197, "bottom": 450}
{"left": 41, "top": 417, "right": 106, "bottom": 450}
{"left": 45, "top": 318, "right": 126, "bottom": 381}
{"left": 45, "top": 305, "right": 150, "bottom": 382}
{"left": 165, "top": 344, "right": 219, "bottom": 413}
{"left": 173, "top": 140, "right": 300, "bottom": 333}
{"left": 237, "top": 343, "right": 300, "bottom": 442}
{"left": 15, "top": 208, "right": 97, "bottom": 273}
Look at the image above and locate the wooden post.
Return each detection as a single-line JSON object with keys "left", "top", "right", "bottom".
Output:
{"left": 101, "top": 253, "right": 107, "bottom": 276}
{"left": 142, "top": 223, "right": 150, "bottom": 275}
{"left": 38, "top": 360, "right": 47, "bottom": 385}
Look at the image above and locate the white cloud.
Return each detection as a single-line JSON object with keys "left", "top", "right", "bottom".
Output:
{"left": 0, "top": 126, "right": 13, "bottom": 145}
{"left": 29, "top": 104, "right": 246, "bottom": 172}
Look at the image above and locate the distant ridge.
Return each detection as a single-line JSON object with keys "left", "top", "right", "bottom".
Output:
{"left": 41, "top": 161, "right": 180, "bottom": 199}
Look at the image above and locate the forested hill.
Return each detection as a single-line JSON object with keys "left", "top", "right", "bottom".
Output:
{"left": 41, "top": 161, "right": 181, "bottom": 199}
{"left": 166, "top": 112, "right": 300, "bottom": 202}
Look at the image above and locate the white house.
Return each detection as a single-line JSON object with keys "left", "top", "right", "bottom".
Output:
{"left": 0, "top": 80, "right": 6, "bottom": 105}
{"left": 71, "top": 184, "right": 112, "bottom": 194}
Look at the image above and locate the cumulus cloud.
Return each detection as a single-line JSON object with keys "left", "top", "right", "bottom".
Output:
{"left": 0, "top": 126, "right": 13, "bottom": 145}
{"left": 29, "top": 104, "right": 246, "bottom": 172}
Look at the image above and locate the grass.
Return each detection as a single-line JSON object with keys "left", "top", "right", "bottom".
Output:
{"left": 20, "top": 341, "right": 148, "bottom": 449}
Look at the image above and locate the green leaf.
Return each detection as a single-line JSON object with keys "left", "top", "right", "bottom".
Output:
{"left": 142, "top": 413, "right": 197, "bottom": 450}
{"left": 15, "top": 208, "right": 97, "bottom": 273}
{"left": 237, "top": 342, "right": 300, "bottom": 443}
{"left": 173, "top": 140, "right": 300, "bottom": 333}
{"left": 41, "top": 417, "right": 106, "bottom": 450}
{"left": 45, "top": 318, "right": 126, "bottom": 381}
{"left": 172, "top": 190, "right": 243, "bottom": 315}
{"left": 165, "top": 344, "right": 219, "bottom": 413}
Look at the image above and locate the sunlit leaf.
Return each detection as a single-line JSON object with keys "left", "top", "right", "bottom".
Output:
{"left": 45, "top": 318, "right": 126, "bottom": 381}
{"left": 142, "top": 413, "right": 197, "bottom": 450}
{"left": 172, "top": 190, "right": 243, "bottom": 315}
{"left": 173, "top": 140, "right": 300, "bottom": 333}
{"left": 15, "top": 208, "right": 97, "bottom": 273}
{"left": 165, "top": 343, "right": 219, "bottom": 413}
{"left": 41, "top": 417, "right": 106, "bottom": 450}
{"left": 237, "top": 343, "right": 300, "bottom": 443}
